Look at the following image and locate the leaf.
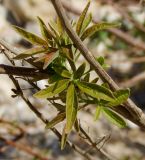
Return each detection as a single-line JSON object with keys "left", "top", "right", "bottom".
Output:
{"left": 82, "top": 13, "right": 92, "bottom": 32}
{"left": 13, "top": 25, "right": 47, "bottom": 45}
{"left": 48, "top": 23, "right": 59, "bottom": 39}
{"left": 76, "top": 1, "right": 90, "bottom": 35}
{"left": 37, "top": 16, "right": 55, "bottom": 41}
{"left": 102, "top": 107, "right": 126, "bottom": 128}
{"left": 97, "top": 56, "right": 105, "bottom": 66}
{"left": 53, "top": 66, "right": 71, "bottom": 78}
{"left": 91, "top": 77, "right": 99, "bottom": 83}
{"left": 107, "top": 89, "right": 130, "bottom": 107}
{"left": 94, "top": 106, "right": 102, "bottom": 121}
{"left": 74, "top": 119, "right": 80, "bottom": 132}
{"left": 57, "top": 17, "right": 63, "bottom": 35}
{"left": 13, "top": 47, "right": 47, "bottom": 60}
{"left": 34, "top": 50, "right": 59, "bottom": 69}
{"left": 61, "top": 46, "right": 74, "bottom": 61}
{"left": 33, "top": 79, "right": 69, "bottom": 98}
{"left": 83, "top": 73, "right": 90, "bottom": 82}
{"left": 81, "top": 22, "right": 121, "bottom": 41}
{"left": 61, "top": 125, "right": 68, "bottom": 150}
{"left": 74, "top": 63, "right": 86, "bottom": 79}
{"left": 51, "top": 102, "right": 65, "bottom": 112}
{"left": 65, "top": 83, "right": 78, "bottom": 133}
{"left": 48, "top": 74, "right": 63, "bottom": 84}
{"left": 43, "top": 52, "right": 59, "bottom": 69}
{"left": 77, "top": 81, "right": 114, "bottom": 101}
{"left": 46, "top": 112, "right": 65, "bottom": 129}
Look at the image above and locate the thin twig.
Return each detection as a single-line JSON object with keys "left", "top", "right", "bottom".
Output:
{"left": 0, "top": 64, "right": 49, "bottom": 78}
{"left": 79, "top": 126, "right": 117, "bottom": 160}
{"left": 0, "top": 137, "right": 49, "bottom": 160}
{"left": 0, "top": 41, "right": 92, "bottom": 160}
{"left": 50, "top": 0, "right": 145, "bottom": 129}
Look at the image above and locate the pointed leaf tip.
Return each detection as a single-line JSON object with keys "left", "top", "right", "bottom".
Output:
{"left": 13, "top": 25, "right": 47, "bottom": 46}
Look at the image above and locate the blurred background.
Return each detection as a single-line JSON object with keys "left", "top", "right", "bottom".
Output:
{"left": 0, "top": 0, "right": 145, "bottom": 159}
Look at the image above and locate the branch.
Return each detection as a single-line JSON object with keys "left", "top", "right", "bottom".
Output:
{"left": 50, "top": 0, "right": 145, "bottom": 129}
{"left": 0, "top": 39, "right": 93, "bottom": 160}
{"left": 0, "top": 39, "right": 19, "bottom": 55}
{"left": 0, "top": 64, "right": 49, "bottom": 78}
{"left": 0, "top": 137, "right": 49, "bottom": 160}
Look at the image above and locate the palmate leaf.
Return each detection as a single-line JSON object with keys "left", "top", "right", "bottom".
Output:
{"left": 76, "top": 0, "right": 90, "bottom": 35}
{"left": 37, "top": 16, "right": 55, "bottom": 41}
{"left": 107, "top": 89, "right": 130, "bottom": 107}
{"left": 74, "top": 63, "right": 86, "bottom": 79}
{"left": 33, "top": 79, "right": 69, "bottom": 98}
{"left": 13, "top": 26, "right": 47, "bottom": 46}
{"left": 81, "top": 22, "right": 121, "bottom": 41}
{"left": 77, "top": 81, "right": 114, "bottom": 101}
{"left": 102, "top": 107, "right": 126, "bottom": 128}
{"left": 46, "top": 112, "right": 65, "bottom": 129}
{"left": 65, "top": 83, "right": 78, "bottom": 133}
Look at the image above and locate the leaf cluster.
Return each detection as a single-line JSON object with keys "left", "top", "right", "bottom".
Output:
{"left": 13, "top": 1, "right": 128, "bottom": 149}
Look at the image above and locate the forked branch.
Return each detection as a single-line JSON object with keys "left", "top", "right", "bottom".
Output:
{"left": 50, "top": 0, "right": 145, "bottom": 129}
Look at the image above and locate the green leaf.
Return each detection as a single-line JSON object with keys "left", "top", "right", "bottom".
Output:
{"left": 37, "top": 16, "right": 55, "bottom": 41}
{"left": 81, "top": 22, "right": 121, "bottom": 41}
{"left": 13, "top": 25, "right": 47, "bottom": 45}
{"left": 53, "top": 66, "right": 71, "bottom": 78}
{"left": 33, "top": 79, "right": 69, "bottom": 98}
{"left": 76, "top": 1, "right": 90, "bottom": 35}
{"left": 57, "top": 17, "right": 63, "bottom": 35}
{"left": 48, "top": 74, "right": 63, "bottom": 84}
{"left": 46, "top": 112, "right": 65, "bottom": 129}
{"left": 61, "top": 46, "right": 74, "bottom": 61}
{"left": 77, "top": 81, "right": 114, "bottom": 101}
{"left": 52, "top": 102, "right": 65, "bottom": 112}
{"left": 83, "top": 73, "right": 90, "bottom": 82}
{"left": 61, "top": 125, "right": 68, "bottom": 150}
{"left": 102, "top": 107, "right": 126, "bottom": 128}
{"left": 97, "top": 56, "right": 105, "bottom": 66}
{"left": 91, "top": 77, "right": 99, "bottom": 83}
{"left": 94, "top": 106, "right": 102, "bottom": 121}
{"left": 82, "top": 13, "right": 92, "bottom": 32}
{"left": 48, "top": 23, "right": 59, "bottom": 39}
{"left": 74, "top": 63, "right": 86, "bottom": 79}
{"left": 13, "top": 47, "right": 48, "bottom": 60}
{"left": 65, "top": 83, "right": 78, "bottom": 133}
{"left": 107, "top": 89, "right": 130, "bottom": 107}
